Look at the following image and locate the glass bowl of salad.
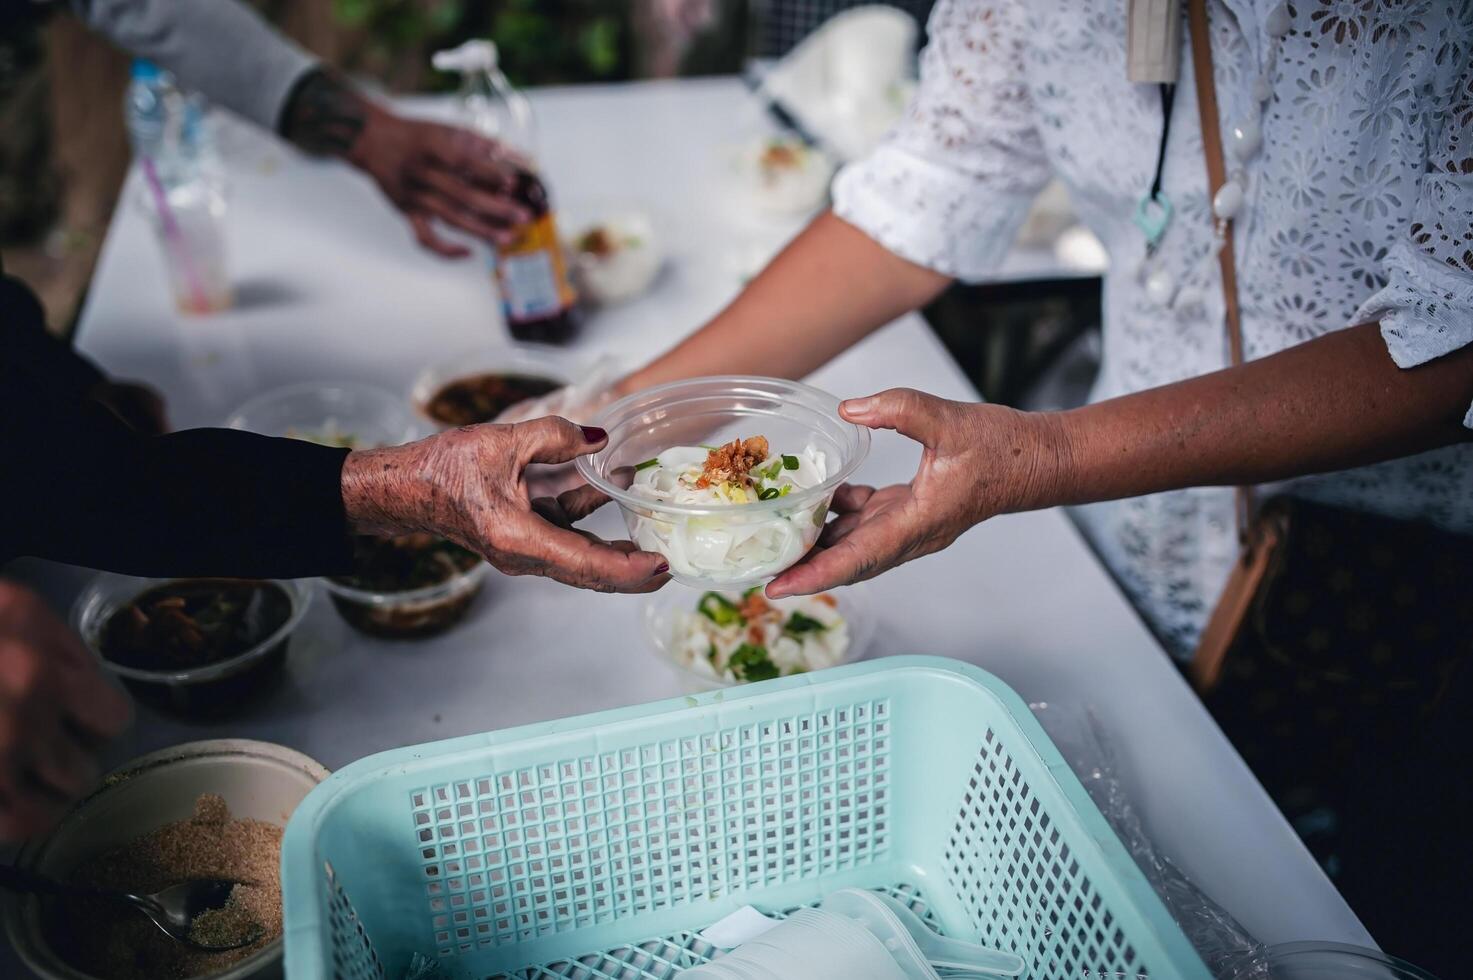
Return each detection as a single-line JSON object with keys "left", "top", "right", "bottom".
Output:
{"left": 225, "top": 381, "right": 422, "bottom": 447}
{"left": 576, "top": 376, "right": 869, "bottom": 590}
{"left": 642, "top": 583, "right": 874, "bottom": 692}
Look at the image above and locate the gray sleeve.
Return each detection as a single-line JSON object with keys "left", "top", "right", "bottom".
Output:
{"left": 72, "top": 0, "right": 318, "bottom": 130}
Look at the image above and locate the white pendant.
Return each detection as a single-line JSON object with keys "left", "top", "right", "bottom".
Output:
{"left": 1212, "top": 180, "right": 1245, "bottom": 220}
{"left": 1265, "top": 1, "right": 1292, "bottom": 38}
{"left": 1253, "top": 73, "right": 1274, "bottom": 103}
{"left": 1146, "top": 267, "right": 1177, "bottom": 306}
{"left": 1230, "top": 117, "right": 1262, "bottom": 161}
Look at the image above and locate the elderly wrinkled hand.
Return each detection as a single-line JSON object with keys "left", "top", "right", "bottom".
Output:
{"left": 342, "top": 417, "right": 669, "bottom": 593}
{"left": 0, "top": 582, "right": 132, "bottom": 841}
{"left": 766, "top": 389, "right": 1066, "bottom": 599}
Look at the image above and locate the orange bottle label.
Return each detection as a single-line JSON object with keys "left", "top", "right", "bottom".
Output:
{"left": 494, "top": 213, "right": 577, "bottom": 322}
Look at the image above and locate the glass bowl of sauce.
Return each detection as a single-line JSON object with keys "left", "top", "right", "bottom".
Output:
{"left": 72, "top": 576, "right": 311, "bottom": 716}
{"left": 411, "top": 346, "right": 574, "bottom": 427}
{"left": 322, "top": 533, "right": 488, "bottom": 638}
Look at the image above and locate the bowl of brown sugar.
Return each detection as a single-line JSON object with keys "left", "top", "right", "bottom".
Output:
{"left": 2, "top": 739, "right": 329, "bottom": 980}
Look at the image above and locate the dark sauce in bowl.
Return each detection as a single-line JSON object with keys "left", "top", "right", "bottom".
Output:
{"left": 326, "top": 534, "right": 485, "bottom": 638}
{"left": 98, "top": 579, "right": 295, "bottom": 714}
{"left": 424, "top": 373, "right": 561, "bottom": 427}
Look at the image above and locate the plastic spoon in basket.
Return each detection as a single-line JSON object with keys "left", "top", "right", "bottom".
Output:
{"left": 0, "top": 863, "right": 263, "bottom": 951}
{"left": 821, "top": 889, "right": 1027, "bottom": 977}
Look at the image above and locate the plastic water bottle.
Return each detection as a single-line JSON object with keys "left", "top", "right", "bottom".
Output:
{"left": 433, "top": 41, "right": 579, "bottom": 344}
{"left": 124, "top": 59, "right": 231, "bottom": 313}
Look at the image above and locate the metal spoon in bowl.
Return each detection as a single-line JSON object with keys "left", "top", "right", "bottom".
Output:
{"left": 0, "top": 863, "right": 264, "bottom": 951}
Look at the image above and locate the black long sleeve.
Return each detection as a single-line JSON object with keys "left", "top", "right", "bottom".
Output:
{"left": 1, "top": 275, "right": 355, "bottom": 578}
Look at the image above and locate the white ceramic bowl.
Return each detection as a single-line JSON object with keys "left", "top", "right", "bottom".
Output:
{"left": 642, "top": 582, "right": 875, "bottom": 693}
{"left": 3, "top": 739, "right": 329, "bottom": 980}
{"left": 563, "top": 205, "right": 665, "bottom": 305}
{"left": 577, "top": 376, "right": 869, "bottom": 590}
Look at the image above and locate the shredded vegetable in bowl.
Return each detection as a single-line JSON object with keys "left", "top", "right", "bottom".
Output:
{"left": 670, "top": 588, "right": 850, "bottom": 684}
{"left": 625, "top": 435, "right": 830, "bottom": 583}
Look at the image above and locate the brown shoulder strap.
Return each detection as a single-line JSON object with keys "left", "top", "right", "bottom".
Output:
{"left": 1186, "top": 0, "right": 1252, "bottom": 538}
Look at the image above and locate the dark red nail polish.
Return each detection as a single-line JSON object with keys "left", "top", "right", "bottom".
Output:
{"left": 654, "top": 562, "right": 670, "bottom": 576}
{"left": 581, "top": 426, "right": 607, "bottom": 443}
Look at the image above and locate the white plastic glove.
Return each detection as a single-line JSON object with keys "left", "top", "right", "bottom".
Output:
{"left": 493, "top": 355, "right": 624, "bottom": 427}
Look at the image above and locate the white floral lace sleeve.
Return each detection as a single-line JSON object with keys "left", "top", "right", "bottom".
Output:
{"left": 1352, "top": 62, "right": 1473, "bottom": 427}
{"left": 830, "top": 0, "right": 1052, "bottom": 280}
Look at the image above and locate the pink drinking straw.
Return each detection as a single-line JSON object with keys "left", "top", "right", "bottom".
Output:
{"left": 139, "top": 154, "right": 211, "bottom": 312}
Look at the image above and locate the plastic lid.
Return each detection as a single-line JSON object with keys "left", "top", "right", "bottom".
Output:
{"left": 432, "top": 40, "right": 499, "bottom": 74}
{"left": 131, "top": 58, "right": 162, "bottom": 81}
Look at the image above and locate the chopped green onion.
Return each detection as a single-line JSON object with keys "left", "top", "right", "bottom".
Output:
{"left": 778, "top": 484, "right": 793, "bottom": 497}
{"left": 742, "top": 586, "right": 762, "bottom": 599}
{"left": 782, "top": 455, "right": 800, "bottom": 470}
{"left": 784, "top": 611, "right": 828, "bottom": 636}
{"left": 729, "top": 643, "right": 779, "bottom": 682}
{"left": 697, "top": 592, "right": 744, "bottom": 627}
{"left": 758, "top": 487, "right": 781, "bottom": 500}
{"left": 634, "top": 457, "right": 659, "bottom": 471}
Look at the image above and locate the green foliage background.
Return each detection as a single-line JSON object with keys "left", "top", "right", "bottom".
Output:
{"left": 332, "top": 0, "right": 633, "bottom": 90}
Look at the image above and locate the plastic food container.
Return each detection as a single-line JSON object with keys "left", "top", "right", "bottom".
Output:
{"left": 72, "top": 574, "right": 312, "bottom": 716}
{"left": 411, "top": 346, "right": 577, "bottom": 428}
{"left": 642, "top": 583, "right": 874, "bottom": 692}
{"left": 1222, "top": 942, "right": 1441, "bottom": 979}
{"left": 3, "top": 738, "right": 329, "bottom": 980}
{"left": 321, "top": 559, "right": 490, "bottom": 639}
{"left": 563, "top": 204, "right": 665, "bottom": 305}
{"left": 576, "top": 376, "right": 869, "bottom": 589}
{"left": 224, "top": 381, "right": 421, "bottom": 447}
{"left": 279, "top": 658, "right": 1212, "bottom": 979}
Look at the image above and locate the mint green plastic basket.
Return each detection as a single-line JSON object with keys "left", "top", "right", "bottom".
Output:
{"left": 281, "top": 657, "right": 1210, "bottom": 979}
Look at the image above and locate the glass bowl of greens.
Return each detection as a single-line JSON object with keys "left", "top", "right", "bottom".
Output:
{"left": 641, "top": 582, "right": 874, "bottom": 692}
{"left": 72, "top": 574, "right": 312, "bottom": 716}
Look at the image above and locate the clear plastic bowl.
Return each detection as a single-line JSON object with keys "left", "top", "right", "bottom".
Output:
{"left": 1222, "top": 942, "right": 1441, "bottom": 979}
{"left": 321, "top": 559, "right": 490, "bottom": 639}
{"left": 642, "top": 582, "right": 874, "bottom": 693}
{"left": 225, "top": 380, "right": 422, "bottom": 447}
{"left": 410, "top": 345, "right": 578, "bottom": 428}
{"left": 578, "top": 376, "right": 869, "bottom": 590}
{"left": 71, "top": 574, "right": 312, "bottom": 716}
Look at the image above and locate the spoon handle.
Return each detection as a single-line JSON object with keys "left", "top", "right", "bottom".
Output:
{"left": 0, "top": 863, "right": 110, "bottom": 899}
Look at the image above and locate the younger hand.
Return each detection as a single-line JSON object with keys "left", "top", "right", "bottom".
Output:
{"left": 0, "top": 582, "right": 132, "bottom": 841}
{"left": 767, "top": 389, "right": 1065, "bottom": 598}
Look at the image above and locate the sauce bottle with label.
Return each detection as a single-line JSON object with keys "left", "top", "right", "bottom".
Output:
{"left": 433, "top": 41, "right": 580, "bottom": 344}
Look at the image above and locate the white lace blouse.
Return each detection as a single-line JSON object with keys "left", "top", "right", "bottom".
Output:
{"left": 831, "top": 0, "right": 1473, "bottom": 658}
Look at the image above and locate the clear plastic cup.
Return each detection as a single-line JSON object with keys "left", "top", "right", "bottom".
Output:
{"left": 147, "top": 177, "right": 232, "bottom": 314}
{"left": 576, "top": 376, "right": 870, "bottom": 590}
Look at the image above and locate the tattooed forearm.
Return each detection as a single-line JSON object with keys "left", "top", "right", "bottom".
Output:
{"left": 279, "top": 69, "right": 367, "bottom": 157}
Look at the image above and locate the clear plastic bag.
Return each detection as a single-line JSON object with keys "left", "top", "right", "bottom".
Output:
{"left": 1030, "top": 701, "right": 1266, "bottom": 978}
